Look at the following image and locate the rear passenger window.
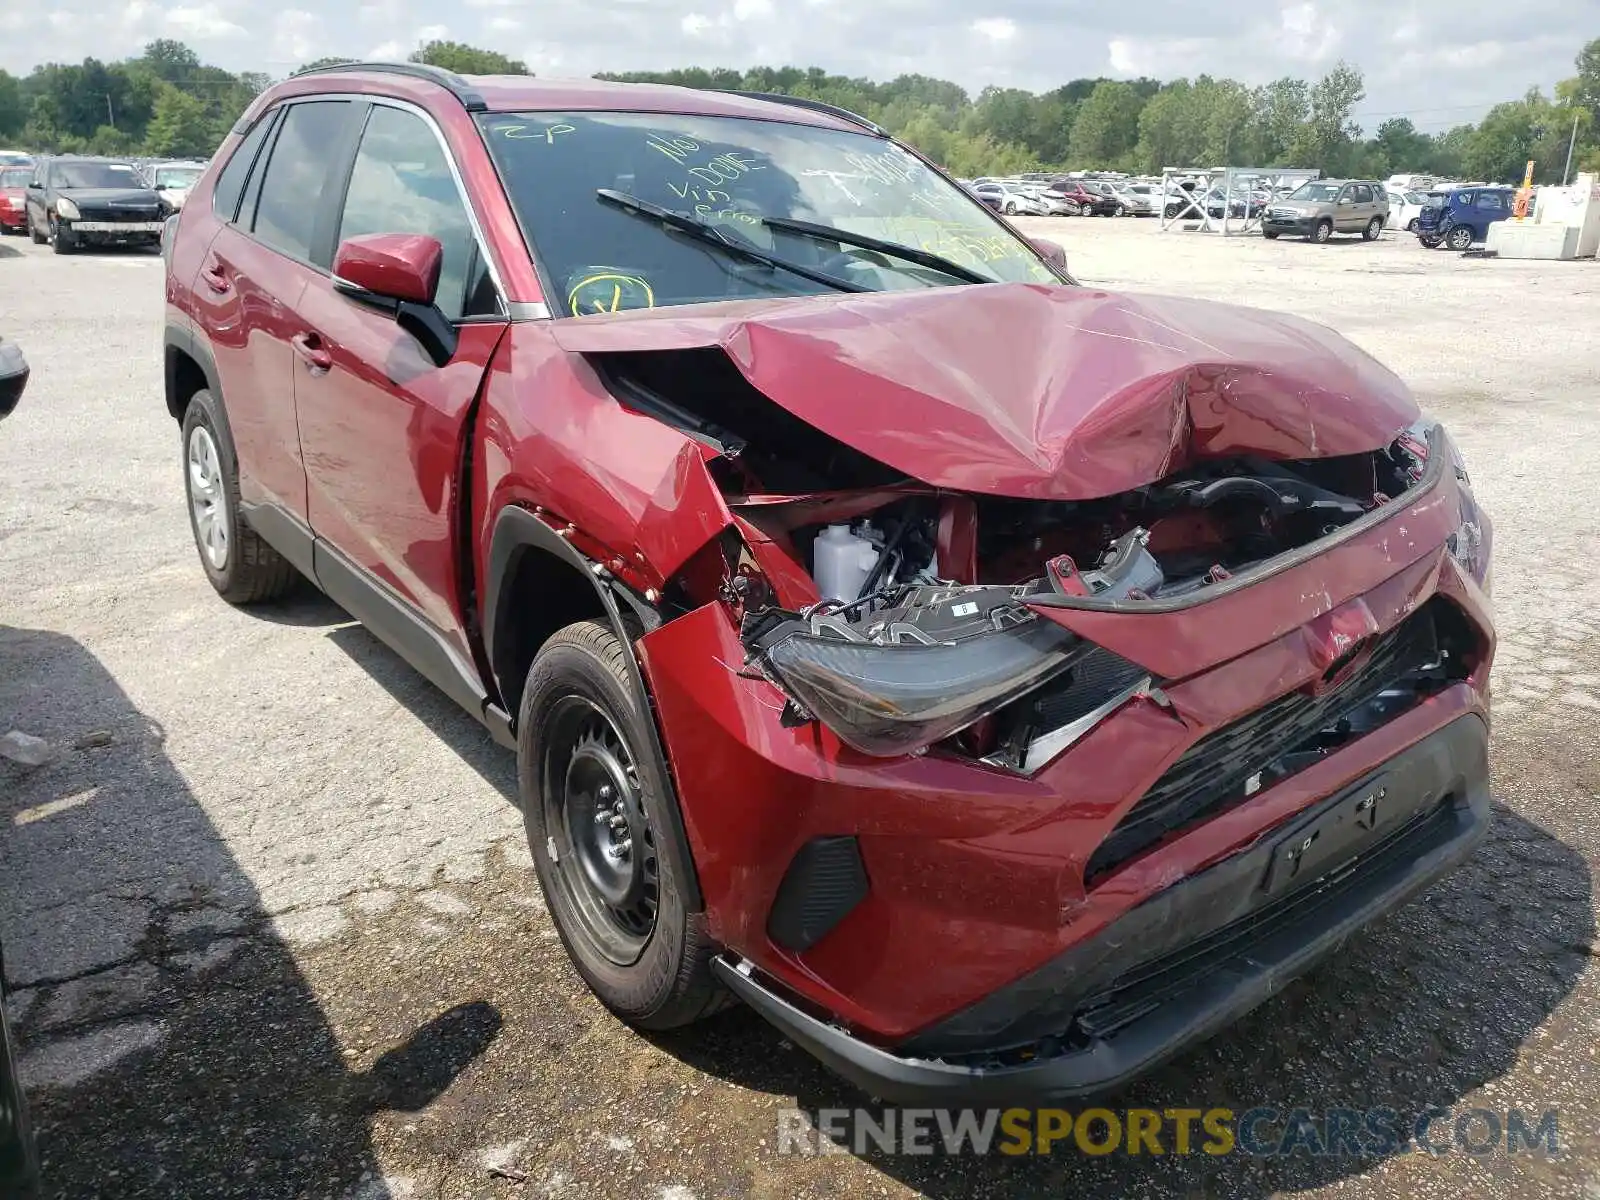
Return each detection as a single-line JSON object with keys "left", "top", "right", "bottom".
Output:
{"left": 336, "top": 104, "right": 496, "bottom": 321}
{"left": 253, "top": 101, "right": 357, "bottom": 266}
{"left": 1353, "top": 184, "right": 1373, "bottom": 203}
{"left": 211, "top": 112, "right": 276, "bottom": 222}
{"left": 1477, "top": 192, "right": 1505, "bottom": 210}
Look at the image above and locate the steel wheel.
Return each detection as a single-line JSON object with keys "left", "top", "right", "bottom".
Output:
{"left": 186, "top": 424, "right": 230, "bottom": 571}
{"left": 542, "top": 695, "right": 659, "bottom": 964}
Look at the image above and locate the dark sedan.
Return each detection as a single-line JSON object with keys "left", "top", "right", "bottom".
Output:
{"left": 24, "top": 157, "right": 167, "bottom": 254}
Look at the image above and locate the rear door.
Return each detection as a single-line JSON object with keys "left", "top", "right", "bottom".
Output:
{"left": 1474, "top": 189, "right": 1509, "bottom": 236}
{"left": 1333, "top": 184, "right": 1358, "bottom": 231}
{"left": 191, "top": 100, "right": 364, "bottom": 521}
{"left": 293, "top": 98, "right": 509, "bottom": 670}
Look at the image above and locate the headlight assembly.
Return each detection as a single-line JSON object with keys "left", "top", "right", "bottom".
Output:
{"left": 56, "top": 197, "right": 81, "bottom": 220}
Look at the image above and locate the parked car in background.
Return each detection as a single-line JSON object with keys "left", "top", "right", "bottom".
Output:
{"left": 162, "top": 63, "right": 1492, "bottom": 1106}
{"left": 1416, "top": 187, "right": 1515, "bottom": 251}
{"left": 1051, "top": 182, "right": 1119, "bottom": 217}
{"left": 1261, "top": 180, "right": 1389, "bottom": 243}
{"left": 1114, "top": 183, "right": 1158, "bottom": 216}
{"left": 0, "top": 166, "right": 30, "bottom": 235}
{"left": 147, "top": 160, "right": 208, "bottom": 211}
{"left": 1384, "top": 188, "right": 1431, "bottom": 233}
{"left": 0, "top": 151, "right": 30, "bottom": 168}
{"left": 971, "top": 181, "right": 1047, "bottom": 216}
{"left": 25, "top": 156, "right": 168, "bottom": 253}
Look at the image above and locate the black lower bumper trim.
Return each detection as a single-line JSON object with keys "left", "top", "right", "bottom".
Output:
{"left": 716, "top": 714, "right": 1490, "bottom": 1104}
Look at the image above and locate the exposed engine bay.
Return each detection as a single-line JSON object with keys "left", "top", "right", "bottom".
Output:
{"left": 730, "top": 431, "right": 1438, "bottom": 769}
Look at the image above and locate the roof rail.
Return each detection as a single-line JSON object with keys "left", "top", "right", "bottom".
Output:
{"left": 289, "top": 60, "right": 488, "bottom": 112}
{"left": 719, "top": 91, "right": 886, "bottom": 136}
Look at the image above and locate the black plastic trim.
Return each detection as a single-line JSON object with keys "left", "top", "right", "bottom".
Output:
{"left": 718, "top": 91, "right": 887, "bottom": 136}
{"left": 312, "top": 537, "right": 490, "bottom": 721}
{"left": 718, "top": 712, "right": 1490, "bottom": 1104}
{"left": 238, "top": 500, "right": 317, "bottom": 584}
{"left": 290, "top": 61, "right": 489, "bottom": 112}
{"left": 486, "top": 506, "right": 702, "bottom": 908}
{"left": 767, "top": 836, "right": 869, "bottom": 951}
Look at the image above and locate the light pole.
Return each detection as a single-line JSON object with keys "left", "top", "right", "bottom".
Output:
{"left": 1562, "top": 111, "right": 1580, "bottom": 186}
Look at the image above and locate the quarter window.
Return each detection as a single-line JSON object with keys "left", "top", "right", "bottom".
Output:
{"left": 211, "top": 113, "right": 275, "bottom": 222}
{"left": 252, "top": 101, "right": 357, "bottom": 266}
{"left": 335, "top": 104, "right": 494, "bottom": 320}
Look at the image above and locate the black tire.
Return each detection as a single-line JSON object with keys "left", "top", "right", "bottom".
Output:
{"left": 1362, "top": 216, "right": 1382, "bottom": 241}
{"left": 1406, "top": 218, "right": 1420, "bottom": 232}
{"left": 1114, "top": 204, "right": 1126, "bottom": 217}
{"left": 1312, "top": 218, "right": 1333, "bottom": 244}
{"left": 1263, "top": 230, "right": 1280, "bottom": 240}
{"left": 1446, "top": 224, "right": 1474, "bottom": 251}
{"left": 1003, "top": 201, "right": 1017, "bottom": 215}
{"left": 49, "top": 217, "right": 73, "bottom": 255}
{"left": 180, "top": 389, "right": 298, "bottom": 604}
{"left": 1420, "top": 234, "right": 1443, "bottom": 249}
{"left": 519, "top": 620, "right": 727, "bottom": 1030}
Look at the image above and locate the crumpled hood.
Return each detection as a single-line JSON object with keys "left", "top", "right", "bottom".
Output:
{"left": 551, "top": 282, "right": 1419, "bottom": 500}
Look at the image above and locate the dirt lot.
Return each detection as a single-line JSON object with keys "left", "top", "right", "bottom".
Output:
{"left": 2, "top": 218, "right": 1598, "bottom": 1199}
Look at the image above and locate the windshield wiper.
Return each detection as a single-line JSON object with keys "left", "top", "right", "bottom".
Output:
{"left": 595, "top": 189, "right": 867, "bottom": 294}
{"left": 758, "top": 216, "right": 991, "bottom": 285}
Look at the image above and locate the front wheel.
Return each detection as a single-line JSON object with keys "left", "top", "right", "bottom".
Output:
{"left": 1446, "top": 225, "right": 1474, "bottom": 251}
{"left": 1362, "top": 216, "right": 1382, "bottom": 241}
{"left": 1004, "top": 202, "right": 1017, "bottom": 215}
{"left": 49, "top": 217, "right": 74, "bottom": 255}
{"left": 1263, "top": 230, "right": 1280, "bottom": 240}
{"left": 181, "top": 389, "right": 298, "bottom": 604}
{"left": 1312, "top": 219, "right": 1333, "bottom": 244}
{"left": 1406, "top": 217, "right": 1420, "bottom": 232}
{"left": 1114, "top": 204, "right": 1126, "bottom": 217}
{"left": 519, "top": 620, "right": 727, "bottom": 1030}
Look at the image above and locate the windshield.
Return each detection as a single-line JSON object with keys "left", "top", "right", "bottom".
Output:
{"left": 479, "top": 111, "right": 1058, "bottom": 316}
{"left": 0, "top": 168, "right": 29, "bottom": 188}
{"left": 1404, "top": 190, "right": 1428, "bottom": 204}
{"left": 1289, "top": 182, "right": 1342, "bottom": 202}
{"left": 154, "top": 166, "right": 203, "bottom": 189}
{"left": 54, "top": 162, "right": 142, "bottom": 189}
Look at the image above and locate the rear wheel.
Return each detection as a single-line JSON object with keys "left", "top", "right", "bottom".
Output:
{"left": 1312, "top": 218, "right": 1333, "bottom": 244}
{"left": 1446, "top": 224, "right": 1474, "bottom": 251}
{"left": 1406, "top": 217, "right": 1420, "bottom": 232}
{"left": 181, "top": 389, "right": 298, "bottom": 604}
{"left": 1362, "top": 216, "right": 1382, "bottom": 241}
{"left": 1263, "top": 230, "right": 1280, "bottom": 240}
{"left": 519, "top": 620, "right": 726, "bottom": 1029}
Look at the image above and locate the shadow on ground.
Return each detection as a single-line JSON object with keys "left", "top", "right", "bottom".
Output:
{"left": 0, "top": 627, "right": 500, "bottom": 1199}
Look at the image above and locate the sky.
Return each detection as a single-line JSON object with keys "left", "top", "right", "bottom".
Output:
{"left": 0, "top": 0, "right": 1593, "bottom": 132}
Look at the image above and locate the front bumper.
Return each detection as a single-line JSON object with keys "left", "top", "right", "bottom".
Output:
{"left": 716, "top": 713, "right": 1490, "bottom": 1103}
{"left": 1263, "top": 215, "right": 1316, "bottom": 235}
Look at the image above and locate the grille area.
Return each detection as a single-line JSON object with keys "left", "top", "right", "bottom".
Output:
{"left": 1084, "top": 599, "right": 1473, "bottom": 884}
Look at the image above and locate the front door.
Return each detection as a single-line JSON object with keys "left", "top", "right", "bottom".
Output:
{"left": 293, "top": 101, "right": 509, "bottom": 665}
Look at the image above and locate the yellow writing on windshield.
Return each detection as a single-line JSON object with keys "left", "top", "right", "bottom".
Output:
{"left": 568, "top": 272, "right": 656, "bottom": 316}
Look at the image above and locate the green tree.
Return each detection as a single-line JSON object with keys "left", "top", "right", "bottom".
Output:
{"left": 409, "top": 41, "right": 528, "bottom": 75}
{"left": 1294, "top": 62, "right": 1365, "bottom": 174}
{"left": 0, "top": 71, "right": 23, "bottom": 139}
{"left": 1068, "top": 80, "right": 1145, "bottom": 168}
{"left": 144, "top": 84, "right": 211, "bottom": 158}
{"left": 295, "top": 57, "right": 356, "bottom": 75}
{"left": 1251, "top": 77, "right": 1310, "bottom": 165}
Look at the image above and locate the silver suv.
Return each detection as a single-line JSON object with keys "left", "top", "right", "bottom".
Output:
{"left": 1262, "top": 180, "right": 1390, "bottom": 243}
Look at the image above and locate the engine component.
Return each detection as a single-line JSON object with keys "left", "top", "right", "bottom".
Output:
{"left": 1081, "top": 528, "right": 1165, "bottom": 600}
{"left": 812, "top": 523, "right": 881, "bottom": 602}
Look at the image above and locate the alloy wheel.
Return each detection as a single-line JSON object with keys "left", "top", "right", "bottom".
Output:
{"left": 187, "top": 424, "right": 230, "bottom": 570}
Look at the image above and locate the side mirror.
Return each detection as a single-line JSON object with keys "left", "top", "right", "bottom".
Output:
{"left": 333, "top": 233, "right": 457, "bottom": 367}
{"left": 1338, "top": 197, "right": 1353, "bottom": 205}
{"left": 1028, "top": 236, "right": 1069, "bottom": 277}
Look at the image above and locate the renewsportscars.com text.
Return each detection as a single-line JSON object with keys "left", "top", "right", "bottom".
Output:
{"left": 776, "top": 1106, "right": 1561, "bottom": 1158}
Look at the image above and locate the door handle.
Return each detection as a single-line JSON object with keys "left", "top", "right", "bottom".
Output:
{"left": 291, "top": 332, "right": 333, "bottom": 373}
{"left": 201, "top": 263, "right": 230, "bottom": 295}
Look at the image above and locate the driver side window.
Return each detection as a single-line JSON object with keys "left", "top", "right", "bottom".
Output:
{"left": 337, "top": 104, "right": 499, "bottom": 321}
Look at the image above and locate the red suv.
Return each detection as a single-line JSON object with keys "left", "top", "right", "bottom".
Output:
{"left": 163, "top": 63, "right": 1495, "bottom": 1103}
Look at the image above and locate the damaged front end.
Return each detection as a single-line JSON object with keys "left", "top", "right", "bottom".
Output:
{"left": 732, "top": 421, "right": 1482, "bottom": 780}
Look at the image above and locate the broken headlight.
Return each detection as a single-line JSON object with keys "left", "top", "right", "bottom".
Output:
{"left": 751, "top": 586, "right": 1081, "bottom": 757}
{"left": 1439, "top": 427, "right": 1490, "bottom": 590}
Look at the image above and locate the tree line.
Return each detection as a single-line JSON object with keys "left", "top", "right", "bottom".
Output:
{"left": 2, "top": 36, "right": 1596, "bottom": 185}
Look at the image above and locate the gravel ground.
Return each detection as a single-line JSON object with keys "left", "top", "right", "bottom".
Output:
{"left": 1, "top": 219, "right": 1598, "bottom": 1199}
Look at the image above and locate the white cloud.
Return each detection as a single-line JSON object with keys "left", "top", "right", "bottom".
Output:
{"left": 733, "top": 0, "right": 773, "bottom": 19}
{"left": 272, "top": 10, "right": 323, "bottom": 65}
{"left": 165, "top": 4, "right": 247, "bottom": 40}
{"left": 367, "top": 40, "right": 405, "bottom": 60}
{"left": 488, "top": 15, "right": 521, "bottom": 33}
{"left": 417, "top": 23, "right": 449, "bottom": 43}
{"left": 1273, "top": 2, "right": 1340, "bottom": 62}
{"left": 681, "top": 12, "right": 712, "bottom": 36}
{"left": 971, "top": 17, "right": 1016, "bottom": 42}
